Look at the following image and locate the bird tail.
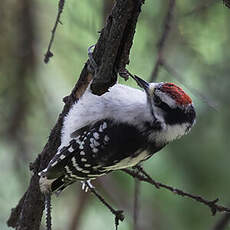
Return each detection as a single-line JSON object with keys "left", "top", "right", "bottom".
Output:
{"left": 39, "top": 175, "right": 72, "bottom": 195}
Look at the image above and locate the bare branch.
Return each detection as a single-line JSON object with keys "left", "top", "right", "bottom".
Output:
{"left": 86, "top": 182, "right": 124, "bottom": 230}
{"left": 123, "top": 168, "right": 230, "bottom": 216}
{"left": 44, "top": 0, "right": 65, "bottom": 63}
{"left": 150, "top": 0, "right": 175, "bottom": 82}
{"left": 96, "top": 177, "right": 131, "bottom": 210}
{"left": 90, "top": 0, "right": 144, "bottom": 95}
{"left": 135, "top": 165, "right": 159, "bottom": 189}
{"left": 7, "top": 192, "right": 27, "bottom": 228}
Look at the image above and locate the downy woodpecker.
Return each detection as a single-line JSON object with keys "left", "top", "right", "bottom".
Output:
{"left": 39, "top": 75, "right": 196, "bottom": 193}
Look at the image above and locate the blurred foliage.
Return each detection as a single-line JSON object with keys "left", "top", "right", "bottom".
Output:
{"left": 1, "top": 0, "right": 230, "bottom": 230}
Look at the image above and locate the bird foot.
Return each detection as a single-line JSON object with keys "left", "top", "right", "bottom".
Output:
{"left": 81, "top": 179, "right": 94, "bottom": 192}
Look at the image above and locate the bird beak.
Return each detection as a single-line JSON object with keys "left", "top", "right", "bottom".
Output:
{"left": 132, "top": 75, "right": 150, "bottom": 92}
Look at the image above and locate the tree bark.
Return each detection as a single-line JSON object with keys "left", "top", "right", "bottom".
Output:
{"left": 7, "top": 0, "right": 144, "bottom": 229}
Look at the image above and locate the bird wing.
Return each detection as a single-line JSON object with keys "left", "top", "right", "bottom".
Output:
{"left": 40, "top": 119, "right": 148, "bottom": 182}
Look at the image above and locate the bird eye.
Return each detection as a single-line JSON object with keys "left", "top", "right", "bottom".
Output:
{"left": 154, "top": 96, "right": 162, "bottom": 106}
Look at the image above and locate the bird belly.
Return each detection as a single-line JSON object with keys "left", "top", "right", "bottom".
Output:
{"left": 103, "top": 150, "right": 150, "bottom": 170}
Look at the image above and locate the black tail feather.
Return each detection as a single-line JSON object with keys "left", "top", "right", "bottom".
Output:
{"left": 51, "top": 176, "right": 74, "bottom": 194}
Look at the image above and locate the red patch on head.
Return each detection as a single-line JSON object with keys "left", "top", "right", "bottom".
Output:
{"left": 161, "top": 83, "right": 192, "bottom": 106}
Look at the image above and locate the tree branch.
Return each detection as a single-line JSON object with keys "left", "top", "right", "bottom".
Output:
{"left": 7, "top": 1, "right": 144, "bottom": 229}
{"left": 86, "top": 182, "right": 124, "bottom": 230}
{"left": 90, "top": 0, "right": 144, "bottom": 95}
{"left": 123, "top": 167, "right": 230, "bottom": 216}
{"left": 150, "top": 0, "right": 175, "bottom": 82}
{"left": 44, "top": 0, "right": 65, "bottom": 63}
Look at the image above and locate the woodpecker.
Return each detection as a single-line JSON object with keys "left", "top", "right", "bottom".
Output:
{"left": 39, "top": 76, "right": 196, "bottom": 194}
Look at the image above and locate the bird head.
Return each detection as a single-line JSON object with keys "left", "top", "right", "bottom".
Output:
{"left": 132, "top": 75, "right": 196, "bottom": 130}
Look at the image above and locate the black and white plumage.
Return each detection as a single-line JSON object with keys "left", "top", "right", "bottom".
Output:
{"left": 39, "top": 77, "right": 196, "bottom": 194}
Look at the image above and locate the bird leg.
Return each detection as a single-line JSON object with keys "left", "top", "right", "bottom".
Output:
{"left": 81, "top": 179, "right": 94, "bottom": 192}
{"left": 85, "top": 181, "right": 124, "bottom": 229}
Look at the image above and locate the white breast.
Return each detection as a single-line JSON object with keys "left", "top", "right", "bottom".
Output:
{"left": 149, "top": 122, "right": 191, "bottom": 144}
{"left": 60, "top": 84, "right": 152, "bottom": 149}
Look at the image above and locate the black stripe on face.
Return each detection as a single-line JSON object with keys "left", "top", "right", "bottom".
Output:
{"left": 154, "top": 96, "right": 196, "bottom": 125}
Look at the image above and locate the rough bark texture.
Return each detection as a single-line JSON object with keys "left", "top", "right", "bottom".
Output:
{"left": 7, "top": 0, "right": 144, "bottom": 229}
{"left": 90, "top": 0, "right": 143, "bottom": 95}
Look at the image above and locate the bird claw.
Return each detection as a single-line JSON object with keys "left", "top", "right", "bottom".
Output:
{"left": 81, "top": 180, "right": 94, "bottom": 192}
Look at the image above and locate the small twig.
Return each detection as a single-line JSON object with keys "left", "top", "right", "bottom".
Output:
{"left": 86, "top": 182, "right": 124, "bottom": 230}
{"left": 122, "top": 168, "right": 230, "bottom": 216}
{"left": 45, "top": 194, "right": 52, "bottom": 230}
{"left": 133, "top": 178, "right": 140, "bottom": 230}
{"left": 161, "top": 59, "right": 218, "bottom": 111}
{"left": 44, "top": 0, "right": 65, "bottom": 63}
{"left": 135, "top": 165, "right": 160, "bottom": 189}
{"left": 151, "top": 0, "right": 175, "bottom": 81}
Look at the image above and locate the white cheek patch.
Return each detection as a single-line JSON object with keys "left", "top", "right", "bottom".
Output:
{"left": 148, "top": 122, "right": 190, "bottom": 144}
{"left": 155, "top": 90, "right": 177, "bottom": 109}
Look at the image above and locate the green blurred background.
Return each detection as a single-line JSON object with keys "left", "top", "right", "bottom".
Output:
{"left": 1, "top": 0, "right": 230, "bottom": 229}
